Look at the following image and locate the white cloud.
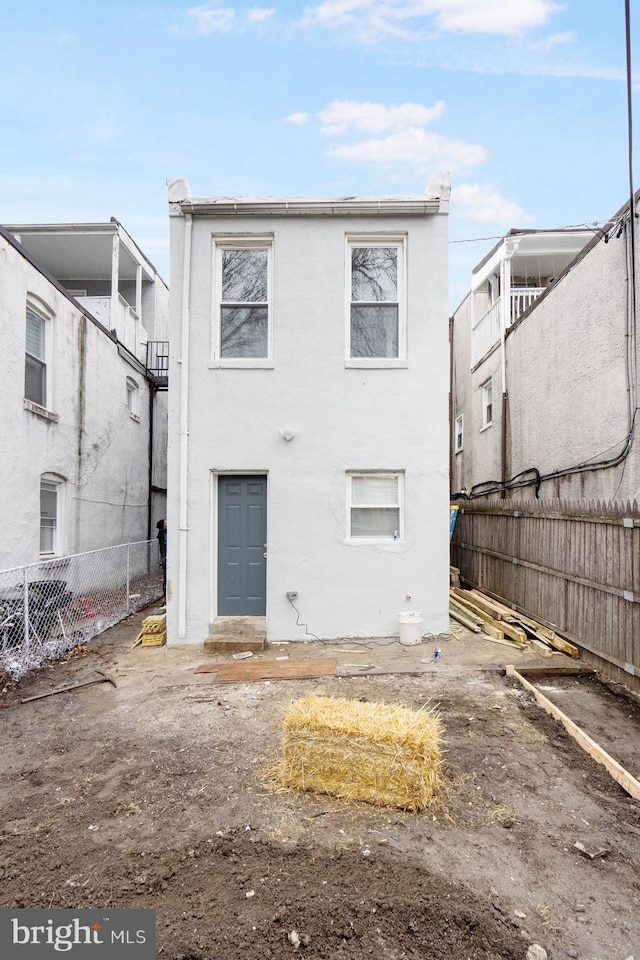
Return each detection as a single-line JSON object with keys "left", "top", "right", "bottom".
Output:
{"left": 188, "top": 5, "right": 235, "bottom": 34}
{"left": 319, "top": 99, "right": 446, "bottom": 134}
{"left": 285, "top": 112, "right": 311, "bottom": 125}
{"left": 301, "top": 0, "right": 562, "bottom": 39}
{"left": 433, "top": 0, "right": 562, "bottom": 35}
{"left": 327, "top": 127, "right": 486, "bottom": 174}
{"left": 247, "top": 7, "right": 276, "bottom": 22}
{"left": 452, "top": 182, "right": 535, "bottom": 224}
{"left": 531, "top": 30, "right": 575, "bottom": 52}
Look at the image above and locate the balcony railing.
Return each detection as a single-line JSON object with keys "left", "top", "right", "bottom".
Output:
{"left": 471, "top": 287, "right": 546, "bottom": 367}
{"left": 511, "top": 287, "right": 544, "bottom": 321}
{"left": 471, "top": 298, "right": 501, "bottom": 367}
{"left": 146, "top": 342, "right": 169, "bottom": 388}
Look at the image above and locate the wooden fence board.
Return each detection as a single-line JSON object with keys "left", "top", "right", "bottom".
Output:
{"left": 452, "top": 499, "right": 639, "bottom": 683}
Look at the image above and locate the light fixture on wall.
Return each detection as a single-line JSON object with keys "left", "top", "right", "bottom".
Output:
{"left": 281, "top": 428, "right": 295, "bottom": 441}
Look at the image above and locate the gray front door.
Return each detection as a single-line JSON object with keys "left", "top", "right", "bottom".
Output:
{"left": 217, "top": 475, "right": 267, "bottom": 616}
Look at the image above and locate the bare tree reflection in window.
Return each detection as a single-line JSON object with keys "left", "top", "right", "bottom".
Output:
{"left": 350, "top": 247, "right": 399, "bottom": 358}
{"left": 221, "top": 248, "right": 269, "bottom": 357}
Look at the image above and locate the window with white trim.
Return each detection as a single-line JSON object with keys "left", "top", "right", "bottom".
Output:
{"left": 347, "top": 235, "right": 406, "bottom": 363}
{"left": 454, "top": 414, "right": 464, "bottom": 453}
{"left": 348, "top": 472, "right": 403, "bottom": 540}
{"left": 481, "top": 379, "right": 493, "bottom": 429}
{"left": 25, "top": 300, "right": 51, "bottom": 407}
{"left": 40, "top": 475, "right": 64, "bottom": 556}
{"left": 214, "top": 237, "right": 272, "bottom": 361}
{"left": 126, "top": 376, "right": 139, "bottom": 418}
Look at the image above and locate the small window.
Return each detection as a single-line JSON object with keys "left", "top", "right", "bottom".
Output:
{"left": 348, "top": 472, "right": 403, "bottom": 540}
{"left": 347, "top": 235, "right": 406, "bottom": 364}
{"left": 40, "top": 475, "right": 64, "bottom": 556}
{"left": 126, "top": 377, "right": 139, "bottom": 418}
{"left": 25, "top": 305, "right": 47, "bottom": 407}
{"left": 454, "top": 414, "right": 464, "bottom": 453}
{"left": 481, "top": 379, "right": 493, "bottom": 429}
{"left": 214, "top": 237, "right": 272, "bottom": 362}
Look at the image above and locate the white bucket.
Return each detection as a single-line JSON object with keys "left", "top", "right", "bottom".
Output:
{"left": 398, "top": 611, "right": 423, "bottom": 646}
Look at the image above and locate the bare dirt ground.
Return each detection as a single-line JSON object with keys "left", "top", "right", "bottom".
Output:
{"left": 1, "top": 608, "right": 639, "bottom": 960}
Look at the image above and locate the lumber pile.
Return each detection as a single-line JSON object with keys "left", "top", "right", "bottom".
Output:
{"left": 132, "top": 612, "right": 167, "bottom": 647}
{"left": 274, "top": 694, "right": 444, "bottom": 811}
{"left": 449, "top": 587, "right": 579, "bottom": 659}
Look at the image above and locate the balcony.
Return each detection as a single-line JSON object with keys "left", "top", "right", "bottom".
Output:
{"left": 146, "top": 342, "right": 169, "bottom": 389}
{"left": 471, "top": 287, "right": 545, "bottom": 367}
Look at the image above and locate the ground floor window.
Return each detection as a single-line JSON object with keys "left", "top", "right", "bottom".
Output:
{"left": 348, "top": 472, "right": 403, "bottom": 540}
{"left": 40, "top": 475, "right": 64, "bottom": 556}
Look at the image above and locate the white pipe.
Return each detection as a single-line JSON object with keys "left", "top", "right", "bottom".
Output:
{"left": 178, "top": 213, "right": 193, "bottom": 637}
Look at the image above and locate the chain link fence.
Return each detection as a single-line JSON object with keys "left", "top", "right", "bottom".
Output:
{"left": 0, "top": 540, "right": 163, "bottom": 681}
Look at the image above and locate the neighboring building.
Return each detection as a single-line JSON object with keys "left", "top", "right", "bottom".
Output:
{"left": 447, "top": 219, "right": 640, "bottom": 499}
{"left": 166, "top": 177, "right": 451, "bottom": 645}
{"left": 0, "top": 222, "right": 170, "bottom": 569}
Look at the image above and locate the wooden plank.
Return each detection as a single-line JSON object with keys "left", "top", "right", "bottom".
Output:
{"left": 506, "top": 665, "right": 640, "bottom": 802}
{"left": 449, "top": 606, "right": 482, "bottom": 632}
{"left": 194, "top": 657, "right": 337, "bottom": 681}
{"left": 449, "top": 595, "right": 485, "bottom": 624}
{"left": 459, "top": 589, "right": 514, "bottom": 621}
{"left": 513, "top": 620, "right": 578, "bottom": 658}
{"left": 527, "top": 635, "right": 554, "bottom": 658}
{"left": 482, "top": 633, "right": 528, "bottom": 650}
{"left": 482, "top": 622, "right": 505, "bottom": 641}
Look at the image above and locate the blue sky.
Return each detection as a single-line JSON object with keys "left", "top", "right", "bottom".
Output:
{"left": 1, "top": 1, "right": 636, "bottom": 306}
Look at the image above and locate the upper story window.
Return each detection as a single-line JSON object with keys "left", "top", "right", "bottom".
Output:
{"left": 348, "top": 472, "right": 404, "bottom": 541}
{"left": 126, "top": 376, "right": 139, "bottom": 419}
{"left": 481, "top": 379, "right": 493, "bottom": 429}
{"left": 25, "top": 299, "right": 52, "bottom": 408}
{"left": 213, "top": 237, "right": 273, "bottom": 364}
{"left": 347, "top": 235, "right": 406, "bottom": 366}
{"left": 454, "top": 414, "right": 464, "bottom": 453}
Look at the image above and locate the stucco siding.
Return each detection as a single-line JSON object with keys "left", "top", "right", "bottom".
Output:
{"left": 167, "top": 203, "right": 450, "bottom": 643}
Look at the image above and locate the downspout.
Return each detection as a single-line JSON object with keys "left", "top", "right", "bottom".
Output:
{"left": 499, "top": 247, "right": 513, "bottom": 498}
{"left": 75, "top": 315, "right": 87, "bottom": 551}
{"left": 178, "top": 213, "right": 193, "bottom": 638}
{"left": 147, "top": 385, "right": 155, "bottom": 541}
{"left": 448, "top": 315, "right": 455, "bottom": 494}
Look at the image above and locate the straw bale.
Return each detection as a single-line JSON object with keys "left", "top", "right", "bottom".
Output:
{"left": 276, "top": 694, "right": 444, "bottom": 811}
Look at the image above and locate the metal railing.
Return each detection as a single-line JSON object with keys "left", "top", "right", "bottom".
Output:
{"left": 0, "top": 540, "right": 163, "bottom": 680}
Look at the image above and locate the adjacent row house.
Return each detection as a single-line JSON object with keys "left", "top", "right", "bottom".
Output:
{"left": 0, "top": 221, "right": 169, "bottom": 570}
{"left": 451, "top": 191, "right": 640, "bottom": 503}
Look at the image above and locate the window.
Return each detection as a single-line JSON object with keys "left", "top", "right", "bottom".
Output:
{"left": 126, "top": 377, "right": 139, "bottom": 418}
{"left": 25, "top": 304, "right": 47, "bottom": 406}
{"left": 347, "top": 235, "right": 406, "bottom": 364}
{"left": 481, "top": 379, "right": 493, "bottom": 429}
{"left": 214, "top": 237, "right": 272, "bottom": 362}
{"left": 348, "top": 472, "right": 403, "bottom": 540}
{"left": 454, "top": 414, "right": 464, "bottom": 453}
{"left": 40, "top": 475, "right": 64, "bottom": 556}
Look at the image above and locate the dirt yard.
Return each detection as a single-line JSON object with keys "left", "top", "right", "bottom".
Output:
{"left": 1, "top": 607, "right": 639, "bottom": 960}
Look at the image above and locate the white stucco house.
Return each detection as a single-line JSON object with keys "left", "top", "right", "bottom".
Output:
{"left": 0, "top": 222, "right": 170, "bottom": 570}
{"left": 166, "top": 177, "right": 451, "bottom": 646}
{"left": 450, "top": 191, "right": 640, "bottom": 501}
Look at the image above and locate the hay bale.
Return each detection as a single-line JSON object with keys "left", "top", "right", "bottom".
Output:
{"left": 276, "top": 694, "right": 443, "bottom": 811}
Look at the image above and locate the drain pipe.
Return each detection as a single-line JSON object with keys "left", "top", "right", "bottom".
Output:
{"left": 178, "top": 212, "right": 193, "bottom": 638}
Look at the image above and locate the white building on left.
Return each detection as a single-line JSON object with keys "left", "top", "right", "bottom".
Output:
{"left": 0, "top": 220, "right": 170, "bottom": 570}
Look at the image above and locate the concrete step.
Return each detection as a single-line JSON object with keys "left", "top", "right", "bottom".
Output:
{"left": 208, "top": 616, "right": 266, "bottom": 638}
{"left": 204, "top": 635, "right": 266, "bottom": 653}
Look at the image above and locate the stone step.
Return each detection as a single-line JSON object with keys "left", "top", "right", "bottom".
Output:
{"left": 204, "top": 634, "right": 266, "bottom": 654}
{"left": 208, "top": 616, "right": 266, "bottom": 639}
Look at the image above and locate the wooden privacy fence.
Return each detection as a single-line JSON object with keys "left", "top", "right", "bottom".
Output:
{"left": 451, "top": 499, "right": 640, "bottom": 684}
